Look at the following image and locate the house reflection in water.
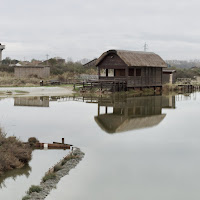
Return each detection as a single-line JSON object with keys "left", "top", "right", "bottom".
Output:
{"left": 14, "top": 97, "right": 49, "bottom": 107}
{"left": 95, "top": 95, "right": 175, "bottom": 133}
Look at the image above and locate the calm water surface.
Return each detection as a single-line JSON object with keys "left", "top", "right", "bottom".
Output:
{"left": 0, "top": 93, "right": 199, "bottom": 200}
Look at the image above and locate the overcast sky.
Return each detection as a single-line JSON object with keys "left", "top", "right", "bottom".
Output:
{"left": 1, "top": 0, "right": 200, "bottom": 61}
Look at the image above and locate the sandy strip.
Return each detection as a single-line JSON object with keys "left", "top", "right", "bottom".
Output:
{"left": 0, "top": 86, "right": 74, "bottom": 97}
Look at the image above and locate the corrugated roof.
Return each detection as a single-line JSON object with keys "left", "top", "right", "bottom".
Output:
{"left": 163, "top": 69, "right": 176, "bottom": 73}
{"left": 96, "top": 50, "right": 167, "bottom": 68}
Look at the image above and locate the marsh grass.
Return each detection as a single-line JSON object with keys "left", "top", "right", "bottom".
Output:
{"left": 0, "top": 72, "right": 41, "bottom": 87}
{"left": 53, "top": 164, "right": 62, "bottom": 172}
{"left": 22, "top": 195, "right": 30, "bottom": 200}
{"left": 0, "top": 129, "right": 32, "bottom": 175}
{"left": 42, "top": 172, "right": 56, "bottom": 182}
{"left": 27, "top": 185, "right": 42, "bottom": 195}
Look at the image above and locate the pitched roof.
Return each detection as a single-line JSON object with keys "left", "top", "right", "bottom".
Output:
{"left": 95, "top": 114, "right": 166, "bottom": 134}
{"left": 95, "top": 50, "right": 167, "bottom": 68}
{"left": 83, "top": 58, "right": 97, "bottom": 67}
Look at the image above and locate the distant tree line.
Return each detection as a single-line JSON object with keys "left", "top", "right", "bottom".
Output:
{"left": 170, "top": 67, "right": 200, "bottom": 79}
{"left": 1, "top": 57, "right": 19, "bottom": 65}
{"left": 45, "top": 59, "right": 97, "bottom": 75}
{"left": 0, "top": 57, "right": 97, "bottom": 75}
{"left": 166, "top": 60, "right": 200, "bottom": 69}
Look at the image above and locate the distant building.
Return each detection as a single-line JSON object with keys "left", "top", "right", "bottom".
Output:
{"left": 9, "top": 63, "right": 22, "bottom": 67}
{"left": 162, "top": 69, "right": 176, "bottom": 84}
{"left": 14, "top": 66, "right": 50, "bottom": 78}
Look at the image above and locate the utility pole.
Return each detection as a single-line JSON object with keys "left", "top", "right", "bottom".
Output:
{"left": 0, "top": 43, "right": 5, "bottom": 63}
{"left": 46, "top": 54, "right": 49, "bottom": 65}
{"left": 144, "top": 42, "right": 148, "bottom": 52}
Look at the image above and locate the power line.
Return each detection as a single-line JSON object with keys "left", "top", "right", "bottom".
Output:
{"left": 46, "top": 54, "right": 49, "bottom": 60}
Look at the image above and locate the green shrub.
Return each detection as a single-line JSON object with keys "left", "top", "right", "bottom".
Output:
{"left": 27, "top": 185, "right": 42, "bottom": 195}
{"left": 28, "top": 137, "right": 39, "bottom": 147}
{"left": 42, "top": 172, "right": 56, "bottom": 182}
{"left": 22, "top": 195, "right": 30, "bottom": 200}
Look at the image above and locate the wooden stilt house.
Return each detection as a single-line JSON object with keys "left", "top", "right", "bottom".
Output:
{"left": 95, "top": 50, "right": 167, "bottom": 89}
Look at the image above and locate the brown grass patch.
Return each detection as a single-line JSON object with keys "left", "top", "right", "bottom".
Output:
{"left": 0, "top": 129, "right": 32, "bottom": 175}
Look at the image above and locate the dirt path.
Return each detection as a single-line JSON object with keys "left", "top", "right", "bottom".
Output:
{"left": 0, "top": 86, "right": 74, "bottom": 97}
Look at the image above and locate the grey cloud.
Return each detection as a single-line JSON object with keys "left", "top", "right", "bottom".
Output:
{"left": 1, "top": 0, "right": 200, "bottom": 60}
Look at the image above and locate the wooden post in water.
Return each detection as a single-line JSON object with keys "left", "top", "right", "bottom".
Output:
{"left": 62, "top": 138, "right": 64, "bottom": 144}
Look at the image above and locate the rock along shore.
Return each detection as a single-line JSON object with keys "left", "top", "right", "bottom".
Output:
{"left": 25, "top": 148, "right": 84, "bottom": 200}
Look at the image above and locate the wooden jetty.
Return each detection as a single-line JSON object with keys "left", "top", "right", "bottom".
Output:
{"left": 177, "top": 78, "right": 200, "bottom": 92}
{"left": 78, "top": 79, "right": 127, "bottom": 92}
{"left": 32, "top": 138, "right": 71, "bottom": 150}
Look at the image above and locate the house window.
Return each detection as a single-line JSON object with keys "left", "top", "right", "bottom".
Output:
{"left": 136, "top": 69, "right": 141, "bottom": 76}
{"left": 115, "top": 69, "right": 125, "bottom": 77}
{"left": 108, "top": 69, "right": 114, "bottom": 77}
{"left": 100, "top": 69, "right": 106, "bottom": 76}
{"left": 129, "top": 68, "right": 134, "bottom": 76}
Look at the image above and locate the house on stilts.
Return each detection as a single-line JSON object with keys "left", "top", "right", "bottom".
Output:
{"left": 95, "top": 50, "right": 167, "bottom": 90}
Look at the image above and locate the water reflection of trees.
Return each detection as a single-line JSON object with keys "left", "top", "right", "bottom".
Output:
{"left": 0, "top": 164, "right": 31, "bottom": 188}
{"left": 94, "top": 95, "right": 175, "bottom": 133}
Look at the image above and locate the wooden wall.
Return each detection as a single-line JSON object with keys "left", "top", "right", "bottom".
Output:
{"left": 98, "top": 53, "right": 127, "bottom": 69}
{"left": 97, "top": 54, "right": 163, "bottom": 88}
{"left": 127, "top": 67, "right": 162, "bottom": 87}
{"left": 162, "top": 72, "right": 176, "bottom": 84}
{"left": 14, "top": 66, "right": 50, "bottom": 78}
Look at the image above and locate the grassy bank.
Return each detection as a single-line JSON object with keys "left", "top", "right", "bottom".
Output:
{"left": 0, "top": 72, "right": 40, "bottom": 87}
{"left": 0, "top": 129, "right": 32, "bottom": 175}
{"left": 0, "top": 72, "right": 82, "bottom": 87}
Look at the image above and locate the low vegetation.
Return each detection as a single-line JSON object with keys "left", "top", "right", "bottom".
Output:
{"left": 0, "top": 129, "right": 32, "bottom": 175}
{"left": 27, "top": 137, "right": 39, "bottom": 147}
{"left": 0, "top": 72, "right": 41, "bottom": 87}
{"left": 0, "top": 59, "right": 97, "bottom": 87}
{"left": 170, "top": 67, "right": 200, "bottom": 79}
{"left": 49, "top": 60, "right": 96, "bottom": 75}
{"left": 22, "top": 196, "right": 30, "bottom": 200}
{"left": 27, "top": 185, "right": 42, "bottom": 195}
{"left": 53, "top": 164, "right": 62, "bottom": 172}
{"left": 42, "top": 172, "right": 56, "bottom": 182}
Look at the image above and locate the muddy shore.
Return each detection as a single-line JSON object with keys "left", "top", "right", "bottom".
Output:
{"left": 0, "top": 86, "right": 74, "bottom": 97}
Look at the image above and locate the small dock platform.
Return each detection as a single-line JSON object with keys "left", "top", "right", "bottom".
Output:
{"left": 74, "top": 79, "right": 127, "bottom": 92}
{"left": 30, "top": 138, "right": 71, "bottom": 150}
